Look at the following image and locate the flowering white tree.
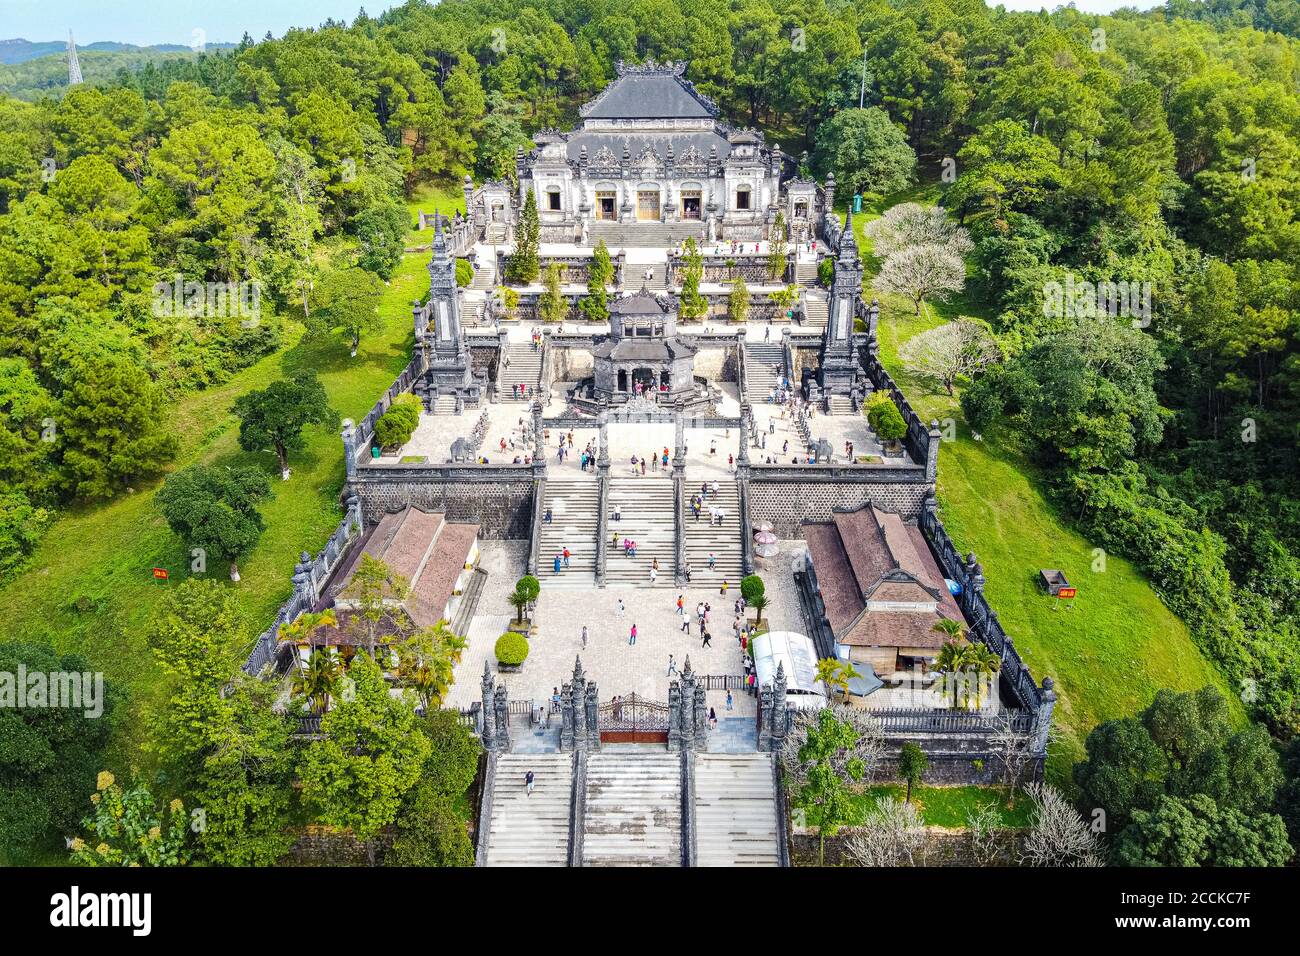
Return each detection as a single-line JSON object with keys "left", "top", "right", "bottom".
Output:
{"left": 898, "top": 319, "right": 1001, "bottom": 395}
{"left": 844, "top": 798, "right": 925, "bottom": 866}
{"left": 1020, "top": 782, "right": 1106, "bottom": 867}
{"left": 865, "top": 202, "right": 973, "bottom": 259}
{"left": 875, "top": 243, "right": 967, "bottom": 315}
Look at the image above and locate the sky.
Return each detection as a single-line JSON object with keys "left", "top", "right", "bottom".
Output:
{"left": 6, "top": 0, "right": 1165, "bottom": 47}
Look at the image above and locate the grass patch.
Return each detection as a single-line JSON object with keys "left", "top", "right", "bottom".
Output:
{"left": 796, "top": 784, "right": 1033, "bottom": 829}
{"left": 0, "top": 250, "right": 430, "bottom": 772}
{"left": 868, "top": 256, "right": 1238, "bottom": 788}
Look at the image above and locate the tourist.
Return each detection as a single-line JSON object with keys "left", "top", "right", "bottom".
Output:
{"left": 651, "top": 450, "right": 657, "bottom": 472}
{"left": 526, "top": 769, "right": 535, "bottom": 796}
{"left": 783, "top": 439, "right": 789, "bottom": 454}
{"left": 709, "top": 439, "right": 716, "bottom": 456}
{"left": 711, "top": 479, "right": 719, "bottom": 498}
{"left": 676, "top": 595, "right": 685, "bottom": 616}
{"left": 720, "top": 580, "right": 729, "bottom": 596}
{"left": 726, "top": 690, "right": 733, "bottom": 711}
{"left": 649, "top": 565, "right": 658, "bottom": 585}
{"left": 629, "top": 622, "right": 637, "bottom": 645}
{"left": 709, "top": 707, "right": 718, "bottom": 730}
{"left": 692, "top": 496, "right": 701, "bottom": 521}
{"left": 684, "top": 562, "right": 693, "bottom": 583}
{"left": 708, "top": 553, "right": 716, "bottom": 570}
{"left": 661, "top": 451, "right": 668, "bottom": 468}
{"left": 680, "top": 615, "right": 691, "bottom": 634}
{"left": 563, "top": 547, "right": 571, "bottom": 568}
{"left": 617, "top": 598, "right": 625, "bottom": 618}
{"left": 544, "top": 507, "right": 553, "bottom": 524}
{"left": 667, "top": 654, "right": 676, "bottom": 676}
{"left": 727, "top": 453, "right": 734, "bottom": 473}
{"left": 701, "top": 630, "right": 712, "bottom": 649}
{"left": 614, "top": 503, "right": 622, "bottom": 521}
{"left": 640, "top": 457, "right": 646, "bottom": 475}
{"left": 500, "top": 438, "right": 507, "bottom": 453}
{"left": 554, "top": 553, "right": 562, "bottom": 574}
{"left": 581, "top": 625, "right": 588, "bottom": 649}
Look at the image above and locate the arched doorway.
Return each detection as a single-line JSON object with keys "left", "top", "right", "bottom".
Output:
{"left": 632, "top": 367, "right": 656, "bottom": 395}
{"left": 617, "top": 369, "right": 628, "bottom": 393}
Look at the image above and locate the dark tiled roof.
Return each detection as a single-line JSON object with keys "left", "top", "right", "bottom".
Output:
{"left": 803, "top": 504, "right": 967, "bottom": 651}
{"left": 581, "top": 72, "right": 716, "bottom": 120}
{"left": 610, "top": 291, "right": 668, "bottom": 315}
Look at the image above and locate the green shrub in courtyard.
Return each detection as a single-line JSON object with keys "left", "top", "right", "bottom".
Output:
{"left": 495, "top": 631, "right": 529, "bottom": 666}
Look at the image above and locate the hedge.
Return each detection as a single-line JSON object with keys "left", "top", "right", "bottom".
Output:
{"left": 494, "top": 632, "right": 529, "bottom": 666}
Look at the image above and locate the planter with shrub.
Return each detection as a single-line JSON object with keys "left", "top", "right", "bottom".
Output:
{"left": 494, "top": 631, "right": 530, "bottom": 673}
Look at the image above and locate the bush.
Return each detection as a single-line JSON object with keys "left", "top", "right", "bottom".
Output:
{"left": 455, "top": 259, "right": 474, "bottom": 288}
{"left": 374, "top": 394, "right": 422, "bottom": 448}
{"left": 818, "top": 256, "right": 835, "bottom": 287}
{"left": 741, "top": 574, "right": 766, "bottom": 605}
{"left": 494, "top": 631, "right": 529, "bottom": 666}
{"left": 865, "top": 393, "right": 908, "bottom": 442}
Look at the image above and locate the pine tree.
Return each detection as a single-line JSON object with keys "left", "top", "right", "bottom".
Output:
{"left": 679, "top": 236, "right": 708, "bottom": 321}
{"left": 507, "top": 190, "right": 540, "bottom": 283}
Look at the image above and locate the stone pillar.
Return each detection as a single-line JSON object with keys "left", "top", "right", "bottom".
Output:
{"left": 757, "top": 682, "right": 775, "bottom": 752}
{"left": 738, "top": 402, "right": 751, "bottom": 466}
{"left": 585, "top": 680, "right": 600, "bottom": 751}
{"left": 1031, "top": 678, "right": 1057, "bottom": 757}
{"left": 532, "top": 400, "right": 545, "bottom": 463}
{"left": 570, "top": 657, "right": 588, "bottom": 752}
{"left": 926, "top": 420, "right": 942, "bottom": 484}
{"left": 667, "top": 680, "right": 683, "bottom": 752}
{"left": 822, "top": 172, "right": 836, "bottom": 223}
{"left": 673, "top": 400, "right": 686, "bottom": 476}
{"left": 770, "top": 662, "right": 789, "bottom": 752}
{"left": 559, "top": 678, "right": 575, "bottom": 751}
{"left": 680, "top": 660, "right": 697, "bottom": 751}
{"left": 480, "top": 661, "right": 497, "bottom": 750}
{"left": 597, "top": 407, "right": 610, "bottom": 469}
{"left": 413, "top": 299, "right": 428, "bottom": 339}
{"left": 463, "top": 174, "right": 474, "bottom": 221}
{"left": 693, "top": 682, "right": 708, "bottom": 751}
{"left": 341, "top": 419, "right": 358, "bottom": 481}
{"left": 493, "top": 681, "right": 511, "bottom": 752}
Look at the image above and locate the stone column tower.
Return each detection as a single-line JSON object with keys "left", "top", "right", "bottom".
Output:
{"left": 818, "top": 209, "right": 864, "bottom": 400}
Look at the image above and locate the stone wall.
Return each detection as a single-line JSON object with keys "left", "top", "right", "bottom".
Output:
{"left": 281, "top": 826, "right": 395, "bottom": 866}
{"left": 747, "top": 477, "right": 930, "bottom": 535}
{"left": 553, "top": 347, "right": 594, "bottom": 381}
{"left": 693, "top": 345, "right": 737, "bottom": 383}
{"left": 352, "top": 469, "right": 535, "bottom": 538}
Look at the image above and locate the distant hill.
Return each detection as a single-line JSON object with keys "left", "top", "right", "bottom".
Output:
{"left": 0, "top": 38, "right": 202, "bottom": 66}
{"left": 0, "top": 38, "right": 237, "bottom": 100}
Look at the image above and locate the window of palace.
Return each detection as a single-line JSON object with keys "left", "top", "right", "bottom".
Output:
{"left": 736, "top": 188, "right": 751, "bottom": 211}
{"left": 546, "top": 187, "right": 562, "bottom": 211}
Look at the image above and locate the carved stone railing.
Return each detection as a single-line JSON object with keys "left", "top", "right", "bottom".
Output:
{"left": 864, "top": 709, "right": 1033, "bottom": 735}
{"left": 863, "top": 351, "right": 933, "bottom": 470}
{"left": 666, "top": 253, "right": 794, "bottom": 287}
{"left": 350, "top": 353, "right": 425, "bottom": 460}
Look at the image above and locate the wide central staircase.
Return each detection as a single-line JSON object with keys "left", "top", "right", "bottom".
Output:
{"left": 694, "top": 753, "right": 781, "bottom": 866}
{"left": 591, "top": 221, "right": 704, "bottom": 248}
{"left": 500, "top": 342, "right": 543, "bottom": 402}
{"left": 604, "top": 477, "right": 676, "bottom": 586}
{"left": 682, "top": 479, "right": 744, "bottom": 589}
{"left": 743, "top": 341, "right": 785, "bottom": 403}
{"left": 537, "top": 477, "right": 599, "bottom": 588}
{"left": 483, "top": 753, "right": 573, "bottom": 867}
{"left": 583, "top": 752, "right": 682, "bottom": 866}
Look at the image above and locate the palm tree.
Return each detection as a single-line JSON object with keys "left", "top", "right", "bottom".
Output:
{"left": 816, "top": 658, "right": 861, "bottom": 704}
{"left": 293, "top": 650, "right": 342, "bottom": 715}
{"left": 932, "top": 638, "right": 974, "bottom": 709}
{"left": 965, "top": 642, "right": 1001, "bottom": 709}
{"left": 277, "top": 608, "right": 338, "bottom": 653}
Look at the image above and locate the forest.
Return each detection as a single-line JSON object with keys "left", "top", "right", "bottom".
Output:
{"left": 0, "top": 0, "right": 1296, "bottom": 866}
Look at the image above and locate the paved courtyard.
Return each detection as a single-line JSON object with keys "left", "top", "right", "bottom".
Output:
{"left": 445, "top": 537, "right": 814, "bottom": 723}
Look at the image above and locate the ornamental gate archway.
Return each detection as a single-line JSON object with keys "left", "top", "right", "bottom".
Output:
{"left": 598, "top": 693, "right": 670, "bottom": 744}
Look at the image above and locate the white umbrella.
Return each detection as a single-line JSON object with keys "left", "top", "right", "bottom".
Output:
{"left": 754, "top": 530, "right": 778, "bottom": 546}
{"left": 752, "top": 520, "right": 774, "bottom": 533}
{"left": 755, "top": 541, "right": 780, "bottom": 558}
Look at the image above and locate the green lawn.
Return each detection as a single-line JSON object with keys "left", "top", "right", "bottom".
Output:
{"left": 860, "top": 199, "right": 1238, "bottom": 785}
{"left": 0, "top": 180, "right": 466, "bottom": 772}
{"left": 797, "top": 784, "right": 1034, "bottom": 829}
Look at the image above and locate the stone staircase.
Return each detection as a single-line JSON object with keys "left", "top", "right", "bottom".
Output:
{"left": 430, "top": 394, "right": 458, "bottom": 415}
{"left": 583, "top": 751, "right": 682, "bottom": 866}
{"left": 500, "top": 342, "right": 542, "bottom": 402}
{"left": 796, "top": 259, "right": 818, "bottom": 283}
{"left": 803, "top": 291, "right": 828, "bottom": 328}
{"left": 605, "top": 477, "right": 676, "bottom": 586}
{"left": 537, "top": 477, "right": 599, "bottom": 588}
{"left": 825, "top": 394, "right": 858, "bottom": 416}
{"left": 743, "top": 342, "right": 785, "bottom": 403}
{"left": 470, "top": 260, "right": 495, "bottom": 291}
{"left": 682, "top": 479, "right": 744, "bottom": 589}
{"left": 591, "top": 221, "right": 704, "bottom": 248}
{"left": 694, "top": 753, "right": 781, "bottom": 866}
{"left": 483, "top": 753, "right": 573, "bottom": 867}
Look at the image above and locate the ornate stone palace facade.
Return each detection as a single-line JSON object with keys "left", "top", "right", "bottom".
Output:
{"left": 469, "top": 61, "right": 823, "bottom": 244}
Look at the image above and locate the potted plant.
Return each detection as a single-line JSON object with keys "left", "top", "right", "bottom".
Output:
{"left": 508, "top": 574, "right": 540, "bottom": 631}
{"left": 494, "top": 631, "right": 529, "bottom": 673}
